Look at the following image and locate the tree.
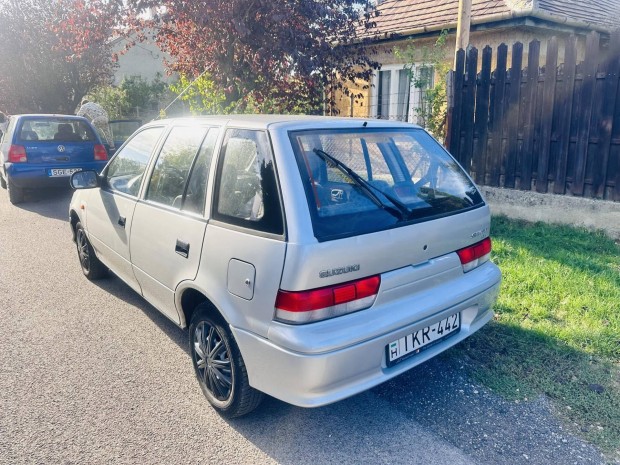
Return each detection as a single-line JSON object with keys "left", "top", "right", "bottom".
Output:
{"left": 168, "top": 73, "right": 323, "bottom": 116}
{"left": 86, "top": 86, "right": 129, "bottom": 120}
{"left": 88, "top": 75, "right": 169, "bottom": 119}
{"left": 58, "top": 0, "right": 381, "bottom": 114}
{"left": 0, "top": 0, "right": 116, "bottom": 114}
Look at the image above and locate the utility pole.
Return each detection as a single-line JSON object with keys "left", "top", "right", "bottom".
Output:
{"left": 454, "top": 0, "right": 472, "bottom": 66}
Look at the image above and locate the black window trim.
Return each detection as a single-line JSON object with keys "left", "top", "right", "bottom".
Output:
{"left": 179, "top": 127, "right": 220, "bottom": 214}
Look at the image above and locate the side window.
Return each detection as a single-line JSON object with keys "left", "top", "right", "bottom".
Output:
{"left": 2, "top": 118, "right": 16, "bottom": 143}
{"left": 183, "top": 128, "right": 219, "bottom": 215}
{"left": 105, "top": 127, "right": 164, "bottom": 196}
{"left": 145, "top": 126, "right": 207, "bottom": 208}
{"left": 214, "top": 129, "right": 283, "bottom": 235}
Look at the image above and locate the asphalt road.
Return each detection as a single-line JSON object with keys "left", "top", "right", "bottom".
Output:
{"left": 0, "top": 187, "right": 610, "bottom": 465}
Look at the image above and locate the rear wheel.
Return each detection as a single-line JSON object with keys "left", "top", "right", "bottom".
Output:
{"left": 7, "top": 179, "right": 24, "bottom": 205}
{"left": 189, "top": 305, "right": 263, "bottom": 418}
{"left": 7, "top": 179, "right": 24, "bottom": 204}
{"left": 75, "top": 222, "right": 108, "bottom": 280}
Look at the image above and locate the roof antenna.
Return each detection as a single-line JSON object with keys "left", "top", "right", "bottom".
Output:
{"left": 363, "top": 121, "right": 367, "bottom": 127}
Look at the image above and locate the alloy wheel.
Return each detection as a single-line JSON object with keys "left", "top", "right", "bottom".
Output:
{"left": 193, "top": 321, "right": 233, "bottom": 402}
{"left": 76, "top": 229, "right": 90, "bottom": 272}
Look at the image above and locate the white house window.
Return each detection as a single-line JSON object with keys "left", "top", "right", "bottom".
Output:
{"left": 371, "top": 64, "right": 434, "bottom": 127}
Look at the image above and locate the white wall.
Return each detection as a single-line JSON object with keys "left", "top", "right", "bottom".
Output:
{"left": 112, "top": 36, "right": 175, "bottom": 85}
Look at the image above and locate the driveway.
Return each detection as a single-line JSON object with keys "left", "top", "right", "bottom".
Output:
{"left": 0, "top": 188, "right": 609, "bottom": 464}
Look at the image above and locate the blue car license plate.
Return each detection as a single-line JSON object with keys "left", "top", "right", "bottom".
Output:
{"left": 48, "top": 168, "right": 82, "bottom": 177}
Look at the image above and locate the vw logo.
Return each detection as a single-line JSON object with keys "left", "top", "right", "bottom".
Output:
{"left": 57, "top": 145, "right": 66, "bottom": 153}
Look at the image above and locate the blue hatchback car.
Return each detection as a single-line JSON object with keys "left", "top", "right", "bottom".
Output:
{"left": 0, "top": 114, "right": 109, "bottom": 204}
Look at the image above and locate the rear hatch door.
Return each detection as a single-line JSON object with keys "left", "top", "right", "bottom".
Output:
{"left": 17, "top": 116, "right": 97, "bottom": 166}
{"left": 281, "top": 126, "right": 491, "bottom": 292}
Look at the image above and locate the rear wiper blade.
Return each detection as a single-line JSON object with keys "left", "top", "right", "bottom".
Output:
{"left": 313, "top": 148, "right": 412, "bottom": 221}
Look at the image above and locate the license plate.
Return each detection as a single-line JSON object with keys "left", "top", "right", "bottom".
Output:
{"left": 386, "top": 313, "right": 461, "bottom": 367}
{"left": 48, "top": 168, "right": 82, "bottom": 177}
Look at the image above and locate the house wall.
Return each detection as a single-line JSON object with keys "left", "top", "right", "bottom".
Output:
{"left": 335, "top": 25, "right": 590, "bottom": 118}
{"left": 112, "top": 37, "right": 174, "bottom": 86}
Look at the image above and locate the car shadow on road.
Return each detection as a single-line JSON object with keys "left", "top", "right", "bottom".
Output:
{"left": 15, "top": 187, "right": 74, "bottom": 221}
{"left": 90, "top": 274, "right": 190, "bottom": 355}
{"left": 227, "top": 359, "right": 481, "bottom": 465}
{"left": 88, "top": 275, "right": 612, "bottom": 464}
{"left": 228, "top": 346, "right": 610, "bottom": 465}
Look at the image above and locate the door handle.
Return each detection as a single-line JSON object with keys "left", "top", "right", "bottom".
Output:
{"left": 118, "top": 216, "right": 126, "bottom": 228}
{"left": 175, "top": 239, "right": 190, "bottom": 258}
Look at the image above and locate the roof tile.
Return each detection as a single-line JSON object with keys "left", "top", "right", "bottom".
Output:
{"left": 367, "top": 0, "right": 618, "bottom": 36}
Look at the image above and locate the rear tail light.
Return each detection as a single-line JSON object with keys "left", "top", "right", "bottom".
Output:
{"left": 8, "top": 145, "right": 27, "bottom": 163}
{"left": 456, "top": 237, "right": 492, "bottom": 272}
{"left": 275, "top": 275, "right": 381, "bottom": 324}
{"left": 94, "top": 144, "right": 108, "bottom": 161}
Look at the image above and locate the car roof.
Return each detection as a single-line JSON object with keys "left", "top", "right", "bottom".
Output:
{"left": 144, "top": 115, "right": 423, "bottom": 131}
{"left": 13, "top": 114, "right": 90, "bottom": 121}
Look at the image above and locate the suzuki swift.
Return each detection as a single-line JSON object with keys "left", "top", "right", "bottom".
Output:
{"left": 69, "top": 115, "right": 501, "bottom": 417}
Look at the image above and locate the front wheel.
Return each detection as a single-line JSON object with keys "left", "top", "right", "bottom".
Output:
{"left": 189, "top": 305, "right": 263, "bottom": 418}
{"left": 75, "top": 222, "right": 108, "bottom": 280}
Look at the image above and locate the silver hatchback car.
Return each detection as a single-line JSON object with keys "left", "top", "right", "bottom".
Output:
{"left": 69, "top": 115, "right": 501, "bottom": 417}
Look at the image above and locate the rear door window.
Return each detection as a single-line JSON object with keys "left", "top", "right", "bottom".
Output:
{"left": 289, "top": 128, "right": 483, "bottom": 241}
{"left": 183, "top": 128, "right": 219, "bottom": 215}
{"left": 145, "top": 126, "right": 208, "bottom": 208}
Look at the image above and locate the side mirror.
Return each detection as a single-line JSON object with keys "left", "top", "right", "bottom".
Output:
{"left": 70, "top": 170, "right": 100, "bottom": 189}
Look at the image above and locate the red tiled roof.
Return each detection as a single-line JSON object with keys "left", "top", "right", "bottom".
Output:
{"left": 366, "top": 0, "right": 619, "bottom": 37}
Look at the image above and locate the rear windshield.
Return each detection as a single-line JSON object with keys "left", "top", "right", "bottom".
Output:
{"left": 17, "top": 118, "right": 96, "bottom": 142}
{"left": 289, "top": 128, "right": 484, "bottom": 241}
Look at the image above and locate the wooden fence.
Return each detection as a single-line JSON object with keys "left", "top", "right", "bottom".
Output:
{"left": 447, "top": 31, "right": 620, "bottom": 201}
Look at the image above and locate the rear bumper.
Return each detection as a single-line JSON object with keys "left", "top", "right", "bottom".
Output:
{"left": 232, "top": 262, "right": 501, "bottom": 407}
{"left": 5, "top": 161, "right": 107, "bottom": 189}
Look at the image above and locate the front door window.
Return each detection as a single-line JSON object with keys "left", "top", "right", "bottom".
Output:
{"left": 105, "top": 127, "right": 164, "bottom": 196}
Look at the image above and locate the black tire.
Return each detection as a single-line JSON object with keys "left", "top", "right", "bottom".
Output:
{"left": 0, "top": 174, "right": 6, "bottom": 189}
{"left": 189, "top": 305, "right": 263, "bottom": 418}
{"left": 75, "top": 222, "right": 108, "bottom": 280}
{"left": 7, "top": 179, "right": 24, "bottom": 204}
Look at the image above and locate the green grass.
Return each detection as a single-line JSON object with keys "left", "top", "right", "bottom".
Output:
{"left": 451, "top": 216, "right": 620, "bottom": 455}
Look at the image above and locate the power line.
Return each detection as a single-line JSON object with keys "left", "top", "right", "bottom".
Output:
{"left": 159, "top": 68, "right": 210, "bottom": 118}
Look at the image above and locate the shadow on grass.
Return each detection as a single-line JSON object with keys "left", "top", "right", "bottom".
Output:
{"left": 451, "top": 320, "right": 620, "bottom": 454}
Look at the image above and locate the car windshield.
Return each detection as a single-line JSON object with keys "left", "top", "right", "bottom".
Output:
{"left": 289, "top": 128, "right": 484, "bottom": 240}
{"left": 18, "top": 118, "right": 96, "bottom": 142}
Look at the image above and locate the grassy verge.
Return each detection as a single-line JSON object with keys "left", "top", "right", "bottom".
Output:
{"left": 452, "top": 216, "right": 620, "bottom": 455}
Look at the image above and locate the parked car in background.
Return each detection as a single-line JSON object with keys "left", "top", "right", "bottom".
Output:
{"left": 0, "top": 114, "right": 108, "bottom": 204}
{"left": 69, "top": 115, "right": 501, "bottom": 417}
